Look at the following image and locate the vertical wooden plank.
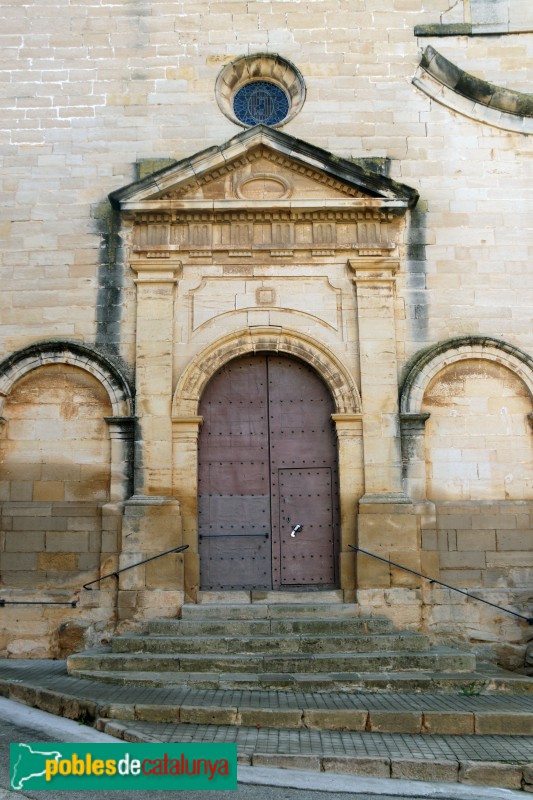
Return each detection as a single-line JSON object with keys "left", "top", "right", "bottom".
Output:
{"left": 268, "top": 356, "right": 339, "bottom": 588}
{"left": 198, "top": 356, "right": 272, "bottom": 590}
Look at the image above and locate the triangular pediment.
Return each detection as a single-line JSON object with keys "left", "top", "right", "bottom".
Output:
{"left": 110, "top": 126, "right": 418, "bottom": 212}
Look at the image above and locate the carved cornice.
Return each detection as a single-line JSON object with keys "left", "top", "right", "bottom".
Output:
{"left": 131, "top": 213, "right": 400, "bottom": 261}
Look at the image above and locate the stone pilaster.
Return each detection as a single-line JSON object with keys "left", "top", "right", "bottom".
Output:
{"left": 114, "top": 259, "right": 184, "bottom": 627}
{"left": 349, "top": 258, "right": 421, "bottom": 590}
{"left": 400, "top": 412, "right": 430, "bottom": 501}
{"left": 332, "top": 413, "right": 363, "bottom": 598}
{"left": 349, "top": 258, "right": 405, "bottom": 499}
{"left": 131, "top": 257, "right": 182, "bottom": 495}
{"left": 104, "top": 416, "right": 136, "bottom": 503}
{"left": 172, "top": 416, "right": 203, "bottom": 601}
{"left": 117, "top": 494, "right": 184, "bottom": 628}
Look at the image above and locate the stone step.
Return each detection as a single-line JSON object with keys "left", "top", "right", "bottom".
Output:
{"left": 98, "top": 717, "right": 533, "bottom": 791}
{"left": 196, "top": 590, "right": 344, "bottom": 605}
{"left": 95, "top": 697, "right": 533, "bottom": 736}
{"left": 147, "top": 616, "right": 394, "bottom": 636}
{"left": 68, "top": 646, "right": 475, "bottom": 675}
{"left": 180, "top": 603, "right": 361, "bottom": 620}
{"left": 69, "top": 667, "right": 519, "bottom": 692}
{"left": 112, "top": 631, "right": 430, "bottom": 655}
{"left": 3, "top": 661, "right": 533, "bottom": 790}
{"left": 70, "top": 666, "right": 533, "bottom": 693}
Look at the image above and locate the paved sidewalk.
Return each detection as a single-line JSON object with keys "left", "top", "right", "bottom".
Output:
{"left": 1, "top": 660, "right": 533, "bottom": 792}
{"left": 0, "top": 699, "right": 525, "bottom": 800}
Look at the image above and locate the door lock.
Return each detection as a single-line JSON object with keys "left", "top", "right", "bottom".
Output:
{"left": 290, "top": 524, "right": 303, "bottom": 538}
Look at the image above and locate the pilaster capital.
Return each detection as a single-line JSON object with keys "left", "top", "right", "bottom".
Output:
{"left": 348, "top": 258, "right": 400, "bottom": 284}
{"left": 130, "top": 258, "right": 182, "bottom": 284}
{"left": 105, "top": 416, "right": 137, "bottom": 439}
{"left": 358, "top": 491, "right": 413, "bottom": 507}
{"left": 172, "top": 416, "right": 204, "bottom": 440}
{"left": 400, "top": 412, "right": 430, "bottom": 434}
{"left": 331, "top": 413, "right": 363, "bottom": 436}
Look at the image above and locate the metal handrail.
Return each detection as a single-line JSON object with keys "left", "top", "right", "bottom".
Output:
{"left": 349, "top": 545, "right": 533, "bottom": 625}
{"left": 0, "top": 544, "right": 189, "bottom": 607}
{"left": 0, "top": 600, "right": 77, "bottom": 607}
{"left": 82, "top": 544, "right": 189, "bottom": 590}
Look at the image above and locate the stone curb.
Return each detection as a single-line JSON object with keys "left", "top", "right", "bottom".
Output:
{"left": 3, "top": 678, "right": 533, "bottom": 736}
{"left": 2, "top": 675, "right": 533, "bottom": 792}
{"left": 96, "top": 719, "right": 531, "bottom": 791}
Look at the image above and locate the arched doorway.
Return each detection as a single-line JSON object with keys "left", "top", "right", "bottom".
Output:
{"left": 198, "top": 353, "right": 340, "bottom": 590}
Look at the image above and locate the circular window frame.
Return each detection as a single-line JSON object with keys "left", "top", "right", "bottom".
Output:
{"left": 215, "top": 54, "right": 306, "bottom": 129}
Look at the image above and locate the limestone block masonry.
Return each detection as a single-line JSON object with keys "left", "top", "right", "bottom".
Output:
{"left": 1, "top": 0, "right": 533, "bottom": 668}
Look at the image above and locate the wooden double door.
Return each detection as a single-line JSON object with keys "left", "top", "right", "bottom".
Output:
{"left": 198, "top": 354, "right": 340, "bottom": 590}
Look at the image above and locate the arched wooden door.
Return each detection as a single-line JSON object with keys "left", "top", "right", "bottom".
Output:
{"left": 198, "top": 354, "right": 340, "bottom": 590}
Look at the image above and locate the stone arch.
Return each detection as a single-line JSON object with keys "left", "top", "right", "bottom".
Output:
{"left": 172, "top": 326, "right": 361, "bottom": 416}
{"left": 0, "top": 341, "right": 134, "bottom": 418}
{"left": 400, "top": 336, "right": 533, "bottom": 414}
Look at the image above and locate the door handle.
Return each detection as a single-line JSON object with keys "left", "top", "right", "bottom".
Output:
{"left": 290, "top": 524, "right": 303, "bottom": 538}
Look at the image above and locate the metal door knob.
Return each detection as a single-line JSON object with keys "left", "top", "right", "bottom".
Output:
{"left": 290, "top": 524, "right": 303, "bottom": 538}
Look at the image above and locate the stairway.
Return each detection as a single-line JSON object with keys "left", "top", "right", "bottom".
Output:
{"left": 68, "top": 591, "right": 479, "bottom": 691}
{"left": 27, "top": 594, "right": 533, "bottom": 788}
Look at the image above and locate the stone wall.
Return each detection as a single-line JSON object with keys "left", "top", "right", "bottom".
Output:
{"left": 433, "top": 502, "right": 533, "bottom": 589}
{"left": 2, "top": 0, "right": 533, "bottom": 364}
{"left": 2, "top": 0, "right": 533, "bottom": 661}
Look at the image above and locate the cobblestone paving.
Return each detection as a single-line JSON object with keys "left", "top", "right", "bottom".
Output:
{"left": 1, "top": 660, "right": 533, "bottom": 714}
{"left": 105, "top": 719, "right": 533, "bottom": 762}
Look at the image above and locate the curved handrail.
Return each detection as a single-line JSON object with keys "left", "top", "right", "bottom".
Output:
{"left": 350, "top": 545, "right": 533, "bottom": 625}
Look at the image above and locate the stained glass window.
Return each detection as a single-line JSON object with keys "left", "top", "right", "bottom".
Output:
{"left": 233, "top": 81, "right": 290, "bottom": 126}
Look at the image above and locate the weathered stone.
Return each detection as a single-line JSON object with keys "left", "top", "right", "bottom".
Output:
{"left": 134, "top": 704, "right": 180, "bottom": 723}
{"left": 368, "top": 711, "right": 422, "bottom": 734}
{"left": 303, "top": 709, "right": 368, "bottom": 731}
{"left": 239, "top": 708, "right": 302, "bottom": 728}
{"left": 252, "top": 754, "right": 321, "bottom": 771}
{"left": 423, "top": 711, "right": 474, "bottom": 735}
{"left": 391, "top": 758, "right": 458, "bottom": 783}
{"left": 459, "top": 761, "right": 522, "bottom": 789}
{"left": 180, "top": 705, "right": 238, "bottom": 725}
{"left": 2, "top": 0, "right": 533, "bottom": 667}
{"left": 474, "top": 712, "right": 533, "bottom": 736}
{"left": 322, "top": 757, "right": 390, "bottom": 777}
{"left": 57, "top": 622, "right": 88, "bottom": 658}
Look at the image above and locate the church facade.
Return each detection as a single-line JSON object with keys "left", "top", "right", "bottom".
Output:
{"left": 2, "top": 0, "right": 533, "bottom": 667}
